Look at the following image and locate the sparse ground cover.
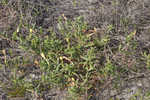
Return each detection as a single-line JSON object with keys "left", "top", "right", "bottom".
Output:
{"left": 0, "top": 0, "right": 150, "bottom": 100}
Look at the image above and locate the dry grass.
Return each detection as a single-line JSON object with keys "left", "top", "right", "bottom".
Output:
{"left": 0, "top": 0, "right": 150, "bottom": 100}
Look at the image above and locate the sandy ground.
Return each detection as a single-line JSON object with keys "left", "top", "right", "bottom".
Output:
{"left": 0, "top": 0, "right": 150, "bottom": 100}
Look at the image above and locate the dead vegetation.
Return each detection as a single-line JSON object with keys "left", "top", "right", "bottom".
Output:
{"left": 0, "top": 0, "right": 150, "bottom": 100}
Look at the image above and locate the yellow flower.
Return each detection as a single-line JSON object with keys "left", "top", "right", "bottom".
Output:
{"left": 30, "top": 28, "right": 33, "bottom": 33}
{"left": 40, "top": 52, "right": 46, "bottom": 59}
{"left": 2, "top": 49, "right": 6, "bottom": 55}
